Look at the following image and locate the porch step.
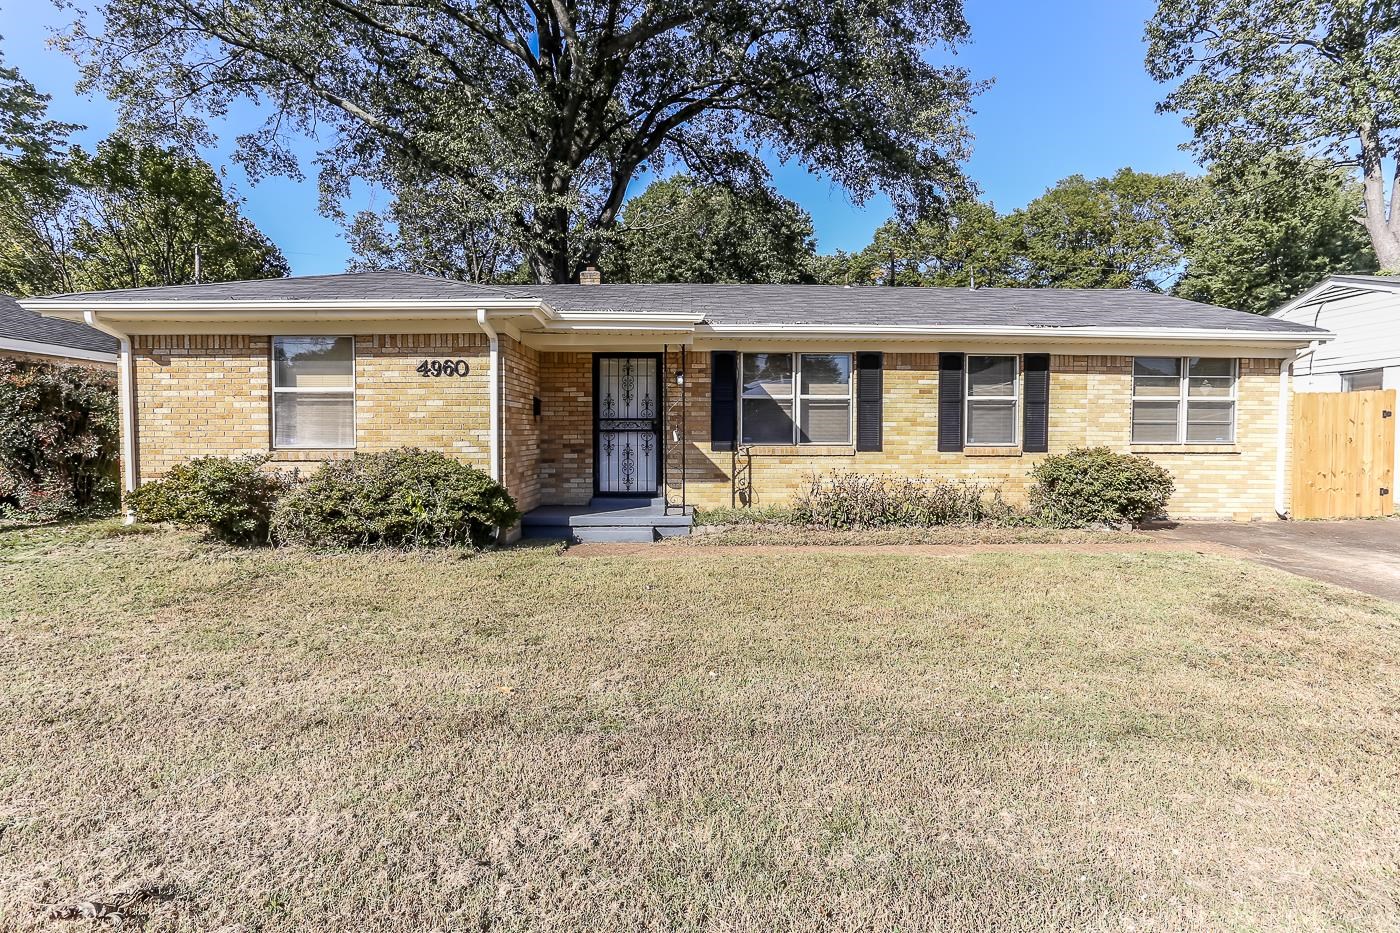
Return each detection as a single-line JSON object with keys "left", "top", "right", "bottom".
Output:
{"left": 520, "top": 497, "right": 693, "bottom": 543}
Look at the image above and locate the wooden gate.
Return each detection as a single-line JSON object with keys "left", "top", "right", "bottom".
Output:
{"left": 1292, "top": 390, "right": 1395, "bottom": 519}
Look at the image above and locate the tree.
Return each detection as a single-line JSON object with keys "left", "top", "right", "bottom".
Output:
{"left": 605, "top": 176, "right": 816, "bottom": 284}
{"left": 824, "top": 200, "right": 1012, "bottom": 286}
{"left": 62, "top": 0, "right": 980, "bottom": 283}
{"left": 1146, "top": 1, "right": 1400, "bottom": 270}
{"left": 1005, "top": 169, "right": 1192, "bottom": 291}
{"left": 0, "top": 42, "right": 77, "bottom": 164}
{"left": 0, "top": 138, "right": 289, "bottom": 295}
{"left": 1173, "top": 157, "right": 1377, "bottom": 314}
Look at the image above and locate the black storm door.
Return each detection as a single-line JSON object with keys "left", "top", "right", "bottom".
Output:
{"left": 594, "top": 354, "right": 662, "bottom": 495}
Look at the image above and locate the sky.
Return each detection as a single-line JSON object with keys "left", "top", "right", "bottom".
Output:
{"left": 0, "top": 0, "right": 1200, "bottom": 277}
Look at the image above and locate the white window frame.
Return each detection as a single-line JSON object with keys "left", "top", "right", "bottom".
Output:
{"left": 271, "top": 335, "right": 357, "bottom": 450}
{"left": 964, "top": 355, "right": 1019, "bottom": 447}
{"left": 739, "top": 352, "right": 854, "bottom": 446}
{"left": 1131, "top": 357, "right": 1237, "bottom": 445}
{"left": 1341, "top": 368, "right": 1385, "bottom": 392}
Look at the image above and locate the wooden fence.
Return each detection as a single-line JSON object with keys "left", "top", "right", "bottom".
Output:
{"left": 1292, "top": 389, "right": 1395, "bottom": 519}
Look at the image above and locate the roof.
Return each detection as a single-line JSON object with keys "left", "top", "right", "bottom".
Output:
{"left": 0, "top": 293, "right": 119, "bottom": 356}
{"left": 24, "top": 271, "right": 1327, "bottom": 338}
{"left": 1269, "top": 273, "right": 1400, "bottom": 318}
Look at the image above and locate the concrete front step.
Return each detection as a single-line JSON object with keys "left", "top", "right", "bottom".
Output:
{"left": 521, "top": 497, "right": 693, "bottom": 543}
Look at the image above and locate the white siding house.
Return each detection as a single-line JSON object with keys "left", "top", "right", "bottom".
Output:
{"left": 1270, "top": 274, "right": 1400, "bottom": 392}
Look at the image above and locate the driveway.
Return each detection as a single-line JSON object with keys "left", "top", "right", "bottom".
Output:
{"left": 1146, "top": 518, "right": 1400, "bottom": 601}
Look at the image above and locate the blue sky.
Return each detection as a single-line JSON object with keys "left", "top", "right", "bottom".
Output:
{"left": 0, "top": 1, "right": 1198, "bottom": 276}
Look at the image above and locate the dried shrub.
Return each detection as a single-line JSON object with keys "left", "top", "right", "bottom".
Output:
{"left": 0, "top": 357, "right": 119, "bottom": 520}
{"left": 792, "top": 472, "right": 1027, "bottom": 529}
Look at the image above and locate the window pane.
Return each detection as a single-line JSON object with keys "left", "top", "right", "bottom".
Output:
{"left": 274, "top": 393, "right": 354, "bottom": 448}
{"left": 800, "top": 354, "right": 852, "bottom": 396}
{"left": 741, "top": 397, "right": 794, "bottom": 444}
{"left": 967, "top": 356, "right": 1016, "bottom": 397}
{"left": 274, "top": 336, "right": 354, "bottom": 388}
{"left": 967, "top": 399, "right": 1016, "bottom": 445}
{"left": 1186, "top": 401, "right": 1235, "bottom": 443}
{"left": 1343, "top": 369, "right": 1385, "bottom": 392}
{"left": 1133, "top": 376, "right": 1181, "bottom": 398}
{"left": 742, "top": 353, "right": 793, "bottom": 398}
{"left": 800, "top": 399, "right": 851, "bottom": 444}
{"left": 1134, "top": 357, "right": 1181, "bottom": 379}
{"left": 1187, "top": 358, "right": 1233, "bottom": 379}
{"left": 1132, "top": 400, "right": 1180, "bottom": 444}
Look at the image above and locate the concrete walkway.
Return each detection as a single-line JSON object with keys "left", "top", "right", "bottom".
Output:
{"left": 1145, "top": 518, "right": 1400, "bottom": 602}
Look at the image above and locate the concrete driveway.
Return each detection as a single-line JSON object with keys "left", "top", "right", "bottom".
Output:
{"left": 1145, "top": 518, "right": 1400, "bottom": 601}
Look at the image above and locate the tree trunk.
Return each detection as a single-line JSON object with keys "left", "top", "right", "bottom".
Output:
{"left": 1359, "top": 126, "right": 1400, "bottom": 270}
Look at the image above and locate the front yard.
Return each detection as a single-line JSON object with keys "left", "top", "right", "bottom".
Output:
{"left": 1, "top": 523, "right": 1397, "bottom": 930}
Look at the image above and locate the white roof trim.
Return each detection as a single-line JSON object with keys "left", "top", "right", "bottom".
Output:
{"left": 697, "top": 323, "right": 1330, "bottom": 343}
{"left": 1269, "top": 275, "right": 1400, "bottom": 318}
{"left": 0, "top": 335, "right": 118, "bottom": 363}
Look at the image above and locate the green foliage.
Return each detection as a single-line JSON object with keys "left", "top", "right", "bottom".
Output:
{"left": 1, "top": 136, "right": 289, "bottom": 296}
{"left": 792, "top": 472, "right": 1027, "bottom": 529}
{"left": 1146, "top": 0, "right": 1400, "bottom": 269}
{"left": 605, "top": 176, "right": 817, "bottom": 284}
{"left": 1029, "top": 448, "right": 1175, "bottom": 527}
{"left": 65, "top": 0, "right": 978, "bottom": 282}
{"left": 127, "top": 455, "right": 287, "bottom": 545}
{"left": 1173, "top": 157, "right": 1378, "bottom": 314}
{"left": 0, "top": 357, "right": 119, "bottom": 520}
{"left": 814, "top": 200, "right": 1010, "bottom": 286}
{"left": 270, "top": 449, "right": 520, "bottom": 549}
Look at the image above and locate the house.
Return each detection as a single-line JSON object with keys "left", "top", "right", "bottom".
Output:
{"left": 22, "top": 271, "right": 1328, "bottom": 539}
{"left": 1, "top": 293, "right": 118, "bottom": 368}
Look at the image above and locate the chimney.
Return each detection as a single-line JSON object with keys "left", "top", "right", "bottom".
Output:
{"left": 579, "top": 265, "right": 602, "bottom": 285}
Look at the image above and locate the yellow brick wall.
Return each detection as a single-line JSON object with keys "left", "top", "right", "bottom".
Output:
{"left": 665, "top": 352, "right": 1285, "bottom": 521}
{"left": 131, "top": 333, "right": 491, "bottom": 480}
{"left": 536, "top": 351, "right": 594, "bottom": 505}
{"left": 501, "top": 336, "right": 542, "bottom": 512}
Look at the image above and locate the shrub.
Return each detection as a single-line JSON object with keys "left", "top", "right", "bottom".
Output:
{"left": 126, "top": 455, "right": 286, "bottom": 544}
{"left": 792, "top": 472, "right": 1027, "bottom": 529}
{"left": 1029, "top": 447, "right": 1174, "bottom": 526}
{"left": 270, "top": 448, "right": 519, "bottom": 548}
{"left": 0, "top": 358, "right": 119, "bottom": 520}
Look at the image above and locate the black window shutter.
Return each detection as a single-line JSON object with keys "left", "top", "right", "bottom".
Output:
{"left": 710, "top": 351, "right": 737, "bottom": 451}
{"left": 855, "top": 352, "right": 883, "bottom": 452}
{"left": 1023, "top": 353, "right": 1051, "bottom": 453}
{"left": 938, "top": 353, "right": 965, "bottom": 452}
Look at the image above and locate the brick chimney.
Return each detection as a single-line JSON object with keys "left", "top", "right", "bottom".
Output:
{"left": 579, "top": 265, "right": 602, "bottom": 285}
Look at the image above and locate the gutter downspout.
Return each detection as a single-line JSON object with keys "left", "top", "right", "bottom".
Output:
{"left": 476, "top": 309, "right": 501, "bottom": 482}
{"left": 83, "top": 310, "right": 138, "bottom": 523}
{"left": 1275, "top": 350, "right": 1298, "bottom": 520}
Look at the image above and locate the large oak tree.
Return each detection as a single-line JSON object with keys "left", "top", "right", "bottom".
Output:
{"left": 63, "top": 0, "right": 979, "bottom": 283}
{"left": 1146, "top": 0, "right": 1400, "bottom": 270}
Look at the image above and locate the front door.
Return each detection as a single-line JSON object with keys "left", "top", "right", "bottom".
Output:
{"left": 595, "top": 354, "right": 661, "bottom": 496}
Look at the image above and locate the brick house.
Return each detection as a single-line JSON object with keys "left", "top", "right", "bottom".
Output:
{"left": 23, "top": 271, "right": 1329, "bottom": 539}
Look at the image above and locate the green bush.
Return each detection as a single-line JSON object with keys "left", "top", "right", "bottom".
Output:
{"left": 1029, "top": 447, "right": 1174, "bottom": 526}
{"left": 0, "top": 357, "right": 119, "bottom": 520}
{"left": 126, "top": 455, "right": 286, "bottom": 544}
{"left": 270, "top": 448, "right": 519, "bottom": 548}
{"left": 792, "top": 472, "right": 1027, "bottom": 529}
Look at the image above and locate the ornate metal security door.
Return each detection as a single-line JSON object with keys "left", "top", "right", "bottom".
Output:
{"left": 594, "top": 354, "right": 661, "bottom": 495}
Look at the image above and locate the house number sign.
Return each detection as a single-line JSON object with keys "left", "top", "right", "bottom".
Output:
{"left": 416, "top": 359, "right": 470, "bottom": 377}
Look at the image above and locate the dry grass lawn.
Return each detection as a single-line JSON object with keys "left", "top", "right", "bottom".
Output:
{"left": 1, "top": 521, "right": 1397, "bottom": 931}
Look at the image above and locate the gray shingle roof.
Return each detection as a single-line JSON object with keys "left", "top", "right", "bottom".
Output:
{"left": 1, "top": 294, "right": 118, "bottom": 355}
{"left": 26, "top": 271, "right": 1327, "bottom": 336}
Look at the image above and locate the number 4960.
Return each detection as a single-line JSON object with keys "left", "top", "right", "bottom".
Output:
{"left": 416, "top": 359, "right": 470, "bottom": 377}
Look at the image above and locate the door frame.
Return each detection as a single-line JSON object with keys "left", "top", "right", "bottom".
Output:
{"left": 592, "top": 352, "right": 665, "bottom": 498}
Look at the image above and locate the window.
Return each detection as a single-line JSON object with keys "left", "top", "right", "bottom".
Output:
{"left": 740, "top": 353, "right": 852, "bottom": 445}
{"left": 271, "top": 336, "right": 355, "bottom": 448}
{"left": 965, "top": 355, "right": 1018, "bottom": 446}
{"left": 1342, "top": 368, "right": 1385, "bottom": 392}
{"left": 1131, "top": 357, "right": 1236, "bottom": 445}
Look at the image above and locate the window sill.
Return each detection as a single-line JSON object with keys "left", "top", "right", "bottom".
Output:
{"left": 743, "top": 444, "right": 856, "bottom": 457}
{"left": 270, "top": 448, "right": 356, "bottom": 461}
{"left": 1130, "top": 444, "right": 1240, "bottom": 455}
{"left": 963, "top": 446, "right": 1022, "bottom": 457}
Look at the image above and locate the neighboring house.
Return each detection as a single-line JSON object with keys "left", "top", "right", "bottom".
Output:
{"left": 1269, "top": 274, "right": 1400, "bottom": 392}
{"left": 23, "top": 271, "right": 1328, "bottom": 538}
{"left": 0, "top": 293, "right": 118, "bottom": 368}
